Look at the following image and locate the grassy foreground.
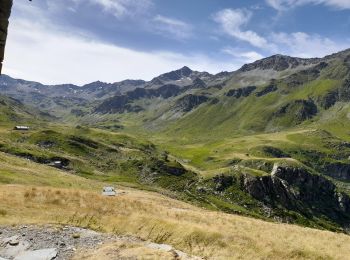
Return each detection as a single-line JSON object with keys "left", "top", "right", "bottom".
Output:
{"left": 2, "top": 186, "right": 350, "bottom": 259}
{"left": 1, "top": 152, "right": 350, "bottom": 259}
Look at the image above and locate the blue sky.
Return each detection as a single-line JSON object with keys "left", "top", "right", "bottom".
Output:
{"left": 3, "top": 0, "right": 350, "bottom": 85}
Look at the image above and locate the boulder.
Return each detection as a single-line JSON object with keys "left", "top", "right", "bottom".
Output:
{"left": 14, "top": 248, "right": 58, "bottom": 260}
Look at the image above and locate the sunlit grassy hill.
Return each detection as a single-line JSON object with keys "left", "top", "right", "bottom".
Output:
{"left": 2, "top": 49, "right": 350, "bottom": 258}
{"left": 1, "top": 152, "right": 350, "bottom": 259}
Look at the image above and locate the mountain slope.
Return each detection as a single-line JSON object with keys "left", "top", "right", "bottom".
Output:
{"left": 3, "top": 49, "right": 350, "bottom": 232}
{"left": 0, "top": 94, "right": 50, "bottom": 124}
{"left": 2, "top": 180, "right": 350, "bottom": 259}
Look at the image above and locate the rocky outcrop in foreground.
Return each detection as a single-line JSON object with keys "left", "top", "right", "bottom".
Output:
{"left": 241, "top": 164, "right": 350, "bottom": 222}
{"left": 204, "top": 163, "right": 350, "bottom": 227}
{"left": 0, "top": 225, "right": 202, "bottom": 260}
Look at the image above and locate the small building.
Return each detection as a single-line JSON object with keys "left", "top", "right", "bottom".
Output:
{"left": 102, "top": 187, "right": 116, "bottom": 196}
{"left": 14, "top": 126, "right": 30, "bottom": 131}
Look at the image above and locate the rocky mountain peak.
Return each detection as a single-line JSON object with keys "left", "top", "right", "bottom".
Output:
{"left": 324, "top": 48, "right": 350, "bottom": 60}
{"left": 239, "top": 54, "right": 320, "bottom": 72}
{"left": 152, "top": 66, "right": 193, "bottom": 82}
{"left": 179, "top": 66, "right": 192, "bottom": 74}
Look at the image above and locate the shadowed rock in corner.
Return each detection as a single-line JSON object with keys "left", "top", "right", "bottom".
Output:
{"left": 241, "top": 164, "right": 350, "bottom": 224}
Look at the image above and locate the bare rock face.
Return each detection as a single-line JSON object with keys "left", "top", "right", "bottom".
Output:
{"left": 155, "top": 66, "right": 193, "bottom": 82}
{"left": 325, "top": 162, "right": 350, "bottom": 180}
{"left": 213, "top": 174, "right": 234, "bottom": 191}
{"left": 239, "top": 55, "right": 320, "bottom": 72}
{"left": 14, "top": 248, "right": 58, "bottom": 260}
{"left": 275, "top": 99, "right": 318, "bottom": 123}
{"left": 1, "top": 225, "right": 203, "bottom": 260}
{"left": 241, "top": 164, "right": 350, "bottom": 221}
{"left": 190, "top": 77, "right": 206, "bottom": 89}
{"left": 175, "top": 94, "right": 209, "bottom": 112}
{"left": 255, "top": 85, "right": 278, "bottom": 97}
{"left": 241, "top": 173, "right": 297, "bottom": 209}
{"left": 226, "top": 86, "right": 256, "bottom": 98}
{"left": 0, "top": 226, "right": 116, "bottom": 260}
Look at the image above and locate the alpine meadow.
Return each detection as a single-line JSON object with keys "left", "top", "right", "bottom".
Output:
{"left": 1, "top": 0, "right": 350, "bottom": 259}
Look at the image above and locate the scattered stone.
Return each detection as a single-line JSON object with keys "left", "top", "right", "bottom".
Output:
{"left": 147, "top": 242, "right": 173, "bottom": 252}
{"left": 72, "top": 233, "right": 80, "bottom": 239}
{"left": 0, "top": 225, "right": 203, "bottom": 260}
{"left": 8, "top": 236, "right": 19, "bottom": 246}
{"left": 14, "top": 248, "right": 58, "bottom": 260}
{"left": 146, "top": 242, "right": 203, "bottom": 259}
{"left": 0, "top": 240, "right": 30, "bottom": 259}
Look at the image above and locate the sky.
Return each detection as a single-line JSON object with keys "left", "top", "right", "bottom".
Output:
{"left": 3, "top": 0, "right": 350, "bottom": 85}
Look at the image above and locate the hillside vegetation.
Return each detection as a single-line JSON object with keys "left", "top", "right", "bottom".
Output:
{"left": 1, "top": 122, "right": 349, "bottom": 231}
{"left": 1, "top": 155, "right": 350, "bottom": 259}
{"left": 2, "top": 49, "right": 350, "bottom": 258}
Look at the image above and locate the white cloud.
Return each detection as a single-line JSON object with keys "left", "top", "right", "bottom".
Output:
{"left": 271, "top": 31, "right": 349, "bottom": 57}
{"left": 153, "top": 15, "right": 193, "bottom": 40}
{"left": 213, "top": 9, "right": 268, "bottom": 48}
{"left": 213, "top": 7, "right": 348, "bottom": 59}
{"left": 266, "top": 0, "right": 287, "bottom": 10}
{"left": 72, "top": 0, "right": 153, "bottom": 18}
{"left": 222, "top": 48, "right": 264, "bottom": 63}
{"left": 3, "top": 18, "right": 239, "bottom": 85}
{"left": 266, "top": 0, "right": 350, "bottom": 10}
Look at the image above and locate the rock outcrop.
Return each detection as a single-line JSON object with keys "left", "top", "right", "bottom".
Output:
{"left": 255, "top": 85, "right": 278, "bottom": 97}
{"left": 213, "top": 174, "right": 234, "bottom": 191}
{"left": 275, "top": 99, "right": 318, "bottom": 123}
{"left": 0, "top": 225, "right": 203, "bottom": 260}
{"left": 175, "top": 94, "right": 209, "bottom": 112}
{"left": 241, "top": 164, "right": 350, "bottom": 222}
{"left": 325, "top": 162, "right": 350, "bottom": 180}
{"left": 95, "top": 84, "right": 182, "bottom": 114}
{"left": 154, "top": 66, "right": 193, "bottom": 82}
{"left": 239, "top": 55, "right": 320, "bottom": 72}
{"left": 226, "top": 86, "right": 256, "bottom": 98}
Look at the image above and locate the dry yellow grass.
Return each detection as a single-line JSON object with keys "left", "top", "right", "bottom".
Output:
{"left": 0, "top": 149, "right": 349, "bottom": 259}
{"left": 73, "top": 240, "right": 184, "bottom": 260}
{"left": 1, "top": 184, "right": 350, "bottom": 259}
{"left": 0, "top": 151, "right": 104, "bottom": 189}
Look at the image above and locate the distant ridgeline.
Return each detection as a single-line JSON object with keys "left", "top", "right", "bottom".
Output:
{"left": 2, "top": 49, "right": 350, "bottom": 231}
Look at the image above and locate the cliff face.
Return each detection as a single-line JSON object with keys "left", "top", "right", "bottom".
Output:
{"left": 239, "top": 55, "right": 320, "bottom": 72}
{"left": 195, "top": 162, "right": 350, "bottom": 229}
{"left": 325, "top": 162, "right": 350, "bottom": 180}
{"left": 240, "top": 164, "right": 350, "bottom": 223}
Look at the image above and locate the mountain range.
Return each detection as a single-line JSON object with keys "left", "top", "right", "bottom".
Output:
{"left": 2, "top": 48, "right": 350, "bottom": 231}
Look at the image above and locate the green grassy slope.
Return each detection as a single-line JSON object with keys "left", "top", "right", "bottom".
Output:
{"left": 3, "top": 51, "right": 350, "bottom": 233}
{"left": 0, "top": 95, "right": 49, "bottom": 125}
